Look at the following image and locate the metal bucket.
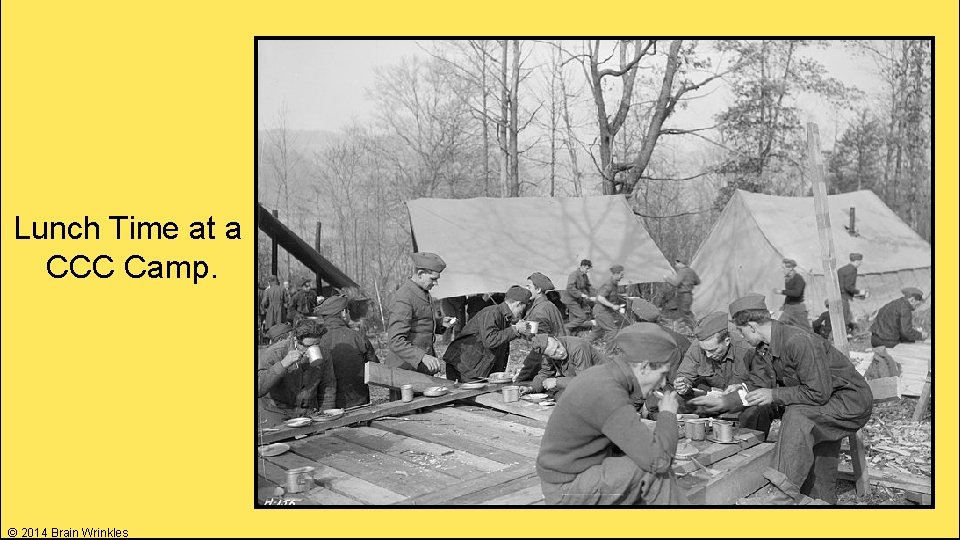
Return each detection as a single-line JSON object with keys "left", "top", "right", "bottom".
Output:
{"left": 285, "top": 466, "right": 315, "bottom": 494}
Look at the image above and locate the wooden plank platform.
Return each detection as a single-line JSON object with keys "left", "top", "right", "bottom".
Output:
{"left": 258, "top": 400, "right": 776, "bottom": 506}
{"left": 884, "top": 341, "right": 931, "bottom": 397}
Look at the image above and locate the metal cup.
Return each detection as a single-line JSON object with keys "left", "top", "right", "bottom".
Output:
{"left": 502, "top": 385, "right": 520, "bottom": 403}
{"left": 713, "top": 420, "right": 736, "bottom": 443}
{"left": 685, "top": 419, "right": 707, "bottom": 441}
{"left": 400, "top": 384, "right": 414, "bottom": 403}
{"left": 305, "top": 345, "right": 323, "bottom": 363}
{"left": 527, "top": 321, "right": 539, "bottom": 334}
{"left": 285, "top": 466, "right": 315, "bottom": 494}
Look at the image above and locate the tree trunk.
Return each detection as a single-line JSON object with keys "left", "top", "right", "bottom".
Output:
{"left": 508, "top": 39, "right": 520, "bottom": 197}
{"left": 499, "top": 40, "right": 509, "bottom": 197}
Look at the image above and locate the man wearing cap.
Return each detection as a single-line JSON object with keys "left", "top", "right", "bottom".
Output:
{"left": 591, "top": 265, "right": 628, "bottom": 346}
{"left": 628, "top": 298, "right": 693, "bottom": 418}
{"left": 812, "top": 300, "right": 833, "bottom": 340}
{"left": 443, "top": 286, "right": 534, "bottom": 382}
{"left": 514, "top": 272, "right": 570, "bottom": 383}
{"left": 316, "top": 295, "right": 380, "bottom": 409}
{"left": 527, "top": 333, "right": 607, "bottom": 395}
{"left": 261, "top": 275, "right": 290, "bottom": 332}
{"left": 536, "top": 324, "right": 686, "bottom": 505}
{"left": 266, "top": 322, "right": 293, "bottom": 345}
{"left": 664, "top": 259, "right": 700, "bottom": 329}
{"left": 869, "top": 288, "right": 928, "bottom": 348}
{"left": 386, "top": 252, "right": 455, "bottom": 379}
{"left": 257, "top": 318, "right": 337, "bottom": 426}
{"left": 837, "top": 253, "right": 865, "bottom": 334}
{"left": 561, "top": 259, "right": 595, "bottom": 332}
{"left": 290, "top": 279, "right": 319, "bottom": 323}
{"left": 729, "top": 294, "right": 872, "bottom": 504}
{"left": 775, "top": 259, "right": 811, "bottom": 332}
{"left": 676, "top": 311, "right": 779, "bottom": 437}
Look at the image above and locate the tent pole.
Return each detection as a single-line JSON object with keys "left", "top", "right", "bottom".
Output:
{"left": 807, "top": 123, "right": 849, "bottom": 357}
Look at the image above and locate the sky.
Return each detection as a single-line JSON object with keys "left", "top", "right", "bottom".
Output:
{"left": 257, "top": 39, "right": 886, "bottom": 148}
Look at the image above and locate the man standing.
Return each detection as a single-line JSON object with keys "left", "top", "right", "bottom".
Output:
{"left": 870, "top": 288, "right": 928, "bottom": 348}
{"left": 775, "top": 258, "right": 811, "bottom": 332}
{"left": 257, "top": 318, "right": 336, "bottom": 426}
{"left": 665, "top": 259, "right": 700, "bottom": 330}
{"left": 592, "top": 265, "right": 628, "bottom": 346}
{"left": 290, "top": 279, "right": 319, "bottom": 323}
{"left": 316, "top": 295, "right": 380, "bottom": 409}
{"left": 260, "top": 275, "right": 290, "bottom": 333}
{"left": 443, "top": 286, "right": 533, "bottom": 382}
{"left": 528, "top": 333, "right": 607, "bottom": 395}
{"left": 385, "top": 252, "right": 453, "bottom": 377}
{"left": 730, "top": 294, "right": 872, "bottom": 504}
{"left": 536, "top": 324, "right": 685, "bottom": 505}
{"left": 837, "top": 253, "right": 865, "bottom": 335}
{"left": 676, "top": 311, "right": 779, "bottom": 437}
{"left": 560, "top": 259, "right": 595, "bottom": 332}
{"left": 515, "top": 272, "right": 569, "bottom": 382}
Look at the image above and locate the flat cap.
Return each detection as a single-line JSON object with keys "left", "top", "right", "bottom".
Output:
{"left": 695, "top": 311, "right": 729, "bottom": 340}
{"left": 631, "top": 298, "right": 661, "bottom": 322}
{"left": 782, "top": 258, "right": 797, "bottom": 268}
{"left": 610, "top": 264, "right": 624, "bottom": 274}
{"left": 266, "top": 322, "right": 292, "bottom": 340}
{"left": 729, "top": 294, "right": 768, "bottom": 316}
{"left": 315, "top": 295, "right": 349, "bottom": 317}
{"left": 411, "top": 252, "right": 446, "bottom": 273}
{"left": 849, "top": 253, "right": 864, "bottom": 261}
{"left": 580, "top": 259, "right": 593, "bottom": 268}
{"left": 505, "top": 285, "right": 533, "bottom": 304}
{"left": 294, "top": 317, "right": 325, "bottom": 339}
{"left": 614, "top": 324, "right": 679, "bottom": 365}
{"left": 902, "top": 287, "right": 924, "bottom": 301}
{"left": 528, "top": 272, "right": 556, "bottom": 292}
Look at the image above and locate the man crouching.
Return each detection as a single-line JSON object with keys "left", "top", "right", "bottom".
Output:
{"left": 535, "top": 324, "right": 686, "bottom": 505}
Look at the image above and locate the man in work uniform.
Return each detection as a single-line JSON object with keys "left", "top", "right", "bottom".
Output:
{"left": 515, "top": 272, "right": 569, "bottom": 383}
{"left": 535, "top": 324, "right": 686, "bottom": 505}
{"left": 628, "top": 298, "right": 693, "bottom": 418}
{"left": 812, "top": 300, "right": 833, "bottom": 340}
{"left": 443, "top": 286, "right": 533, "bottom": 382}
{"left": 775, "top": 258, "right": 811, "bottom": 332}
{"left": 290, "top": 278, "right": 319, "bottom": 323}
{"left": 730, "top": 294, "right": 873, "bottom": 504}
{"left": 560, "top": 259, "right": 595, "bottom": 332}
{"left": 257, "top": 318, "right": 336, "bottom": 426}
{"left": 837, "top": 253, "right": 865, "bottom": 335}
{"left": 261, "top": 274, "right": 290, "bottom": 333}
{"left": 591, "top": 264, "right": 628, "bottom": 346}
{"left": 316, "top": 295, "right": 380, "bottom": 409}
{"left": 869, "top": 288, "right": 928, "bottom": 348}
{"left": 677, "top": 311, "right": 779, "bottom": 438}
{"left": 665, "top": 259, "right": 700, "bottom": 330}
{"left": 527, "top": 333, "right": 607, "bottom": 396}
{"left": 385, "top": 252, "right": 456, "bottom": 400}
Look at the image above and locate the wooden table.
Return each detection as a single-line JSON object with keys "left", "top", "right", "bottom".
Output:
{"left": 257, "top": 390, "right": 774, "bottom": 505}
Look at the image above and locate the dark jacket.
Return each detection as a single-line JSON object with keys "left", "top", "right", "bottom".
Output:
{"left": 592, "top": 278, "right": 625, "bottom": 316}
{"left": 560, "top": 269, "right": 592, "bottom": 304}
{"left": 676, "top": 335, "right": 756, "bottom": 392}
{"left": 837, "top": 264, "right": 859, "bottom": 298}
{"left": 386, "top": 279, "right": 445, "bottom": 370}
{"left": 526, "top": 295, "right": 569, "bottom": 337}
{"left": 442, "top": 303, "right": 520, "bottom": 380}
{"left": 318, "top": 316, "right": 379, "bottom": 409}
{"left": 870, "top": 297, "right": 923, "bottom": 344}
{"left": 781, "top": 273, "right": 806, "bottom": 304}
{"left": 257, "top": 336, "right": 337, "bottom": 413}
{"left": 261, "top": 285, "right": 289, "bottom": 329}
{"left": 532, "top": 336, "right": 606, "bottom": 392}
{"left": 536, "top": 358, "right": 678, "bottom": 484}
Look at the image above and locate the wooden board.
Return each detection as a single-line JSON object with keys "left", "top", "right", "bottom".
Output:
{"left": 396, "top": 465, "right": 534, "bottom": 505}
{"left": 260, "top": 386, "right": 501, "bottom": 444}
{"left": 867, "top": 376, "right": 901, "bottom": 401}
{"left": 885, "top": 342, "right": 931, "bottom": 397}
{"left": 837, "top": 463, "right": 931, "bottom": 494}
{"left": 392, "top": 410, "right": 541, "bottom": 458}
{"left": 673, "top": 429, "right": 765, "bottom": 474}
{"left": 263, "top": 450, "right": 406, "bottom": 504}
{"left": 258, "top": 459, "right": 362, "bottom": 505}
{"left": 364, "top": 362, "right": 453, "bottom": 392}
{"left": 289, "top": 430, "right": 461, "bottom": 498}
{"left": 468, "top": 392, "right": 556, "bottom": 423}
{"left": 432, "top": 406, "right": 545, "bottom": 438}
{"left": 371, "top": 416, "right": 531, "bottom": 467}
{"left": 679, "top": 442, "right": 776, "bottom": 505}
{"left": 452, "top": 471, "right": 543, "bottom": 505}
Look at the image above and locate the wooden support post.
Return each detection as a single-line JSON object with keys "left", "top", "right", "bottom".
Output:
{"left": 270, "top": 209, "right": 279, "bottom": 276}
{"left": 314, "top": 220, "right": 323, "bottom": 293}
{"left": 847, "top": 430, "right": 870, "bottom": 497}
{"left": 806, "top": 123, "right": 849, "bottom": 358}
{"left": 912, "top": 373, "right": 931, "bottom": 423}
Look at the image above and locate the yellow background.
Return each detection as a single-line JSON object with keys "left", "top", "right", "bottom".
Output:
{"left": 2, "top": 0, "right": 957, "bottom": 537}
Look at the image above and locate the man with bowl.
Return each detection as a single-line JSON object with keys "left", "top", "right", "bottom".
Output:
{"left": 257, "top": 318, "right": 337, "bottom": 426}
{"left": 679, "top": 311, "right": 779, "bottom": 437}
{"left": 727, "top": 294, "right": 873, "bottom": 504}
{"left": 443, "top": 285, "right": 534, "bottom": 382}
{"left": 536, "top": 324, "right": 687, "bottom": 505}
{"left": 527, "top": 333, "right": 606, "bottom": 395}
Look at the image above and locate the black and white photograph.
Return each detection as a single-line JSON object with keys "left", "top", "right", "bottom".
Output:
{"left": 255, "top": 39, "right": 933, "bottom": 507}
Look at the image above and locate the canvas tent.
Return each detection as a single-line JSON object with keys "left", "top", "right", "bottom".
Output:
{"left": 691, "top": 189, "right": 931, "bottom": 322}
{"left": 406, "top": 195, "right": 674, "bottom": 299}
